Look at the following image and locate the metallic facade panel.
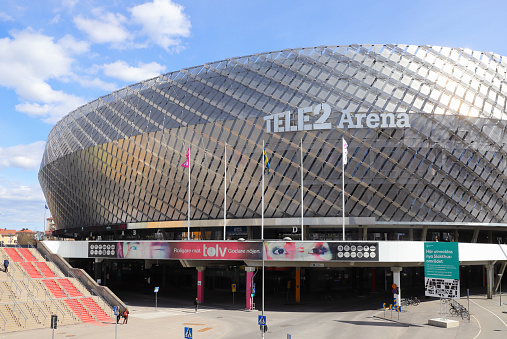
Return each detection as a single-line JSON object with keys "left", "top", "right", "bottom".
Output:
{"left": 39, "top": 45, "right": 507, "bottom": 231}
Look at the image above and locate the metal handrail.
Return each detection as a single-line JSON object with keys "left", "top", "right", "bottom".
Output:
{"left": 40, "top": 291, "right": 65, "bottom": 324}
{"left": 27, "top": 293, "right": 46, "bottom": 325}
{"left": 8, "top": 295, "right": 28, "bottom": 328}
{"left": 41, "top": 250, "right": 113, "bottom": 311}
{"left": 0, "top": 307, "right": 7, "bottom": 330}
{"left": 6, "top": 275, "right": 25, "bottom": 302}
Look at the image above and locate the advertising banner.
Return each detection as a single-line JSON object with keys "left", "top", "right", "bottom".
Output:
{"left": 264, "top": 241, "right": 379, "bottom": 261}
{"left": 88, "top": 241, "right": 263, "bottom": 260}
{"left": 88, "top": 241, "right": 378, "bottom": 261}
{"left": 424, "top": 242, "right": 460, "bottom": 299}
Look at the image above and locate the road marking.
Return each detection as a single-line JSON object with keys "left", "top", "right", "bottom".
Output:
{"left": 470, "top": 299, "right": 507, "bottom": 328}
{"left": 472, "top": 315, "right": 481, "bottom": 339}
{"left": 197, "top": 327, "right": 212, "bottom": 332}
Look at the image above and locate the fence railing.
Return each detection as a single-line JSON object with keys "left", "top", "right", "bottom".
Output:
{"left": 8, "top": 295, "right": 27, "bottom": 328}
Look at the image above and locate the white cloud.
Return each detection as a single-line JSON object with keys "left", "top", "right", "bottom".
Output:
{"left": 74, "top": 9, "right": 129, "bottom": 46}
{"left": 58, "top": 34, "right": 90, "bottom": 54}
{"left": 0, "top": 179, "right": 47, "bottom": 230}
{"left": 0, "top": 12, "right": 13, "bottom": 21}
{"left": 0, "top": 141, "right": 46, "bottom": 171}
{"left": 76, "top": 77, "right": 118, "bottom": 91}
{"left": 0, "top": 28, "right": 87, "bottom": 123}
{"left": 102, "top": 60, "right": 166, "bottom": 82}
{"left": 130, "top": 0, "right": 191, "bottom": 51}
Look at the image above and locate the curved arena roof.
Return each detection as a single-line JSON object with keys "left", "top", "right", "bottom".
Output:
{"left": 39, "top": 44, "right": 507, "bottom": 232}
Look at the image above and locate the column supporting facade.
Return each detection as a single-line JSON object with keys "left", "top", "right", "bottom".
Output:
{"left": 245, "top": 267, "right": 255, "bottom": 310}
{"left": 196, "top": 266, "right": 205, "bottom": 303}
{"left": 391, "top": 267, "right": 402, "bottom": 307}
{"left": 487, "top": 263, "right": 495, "bottom": 299}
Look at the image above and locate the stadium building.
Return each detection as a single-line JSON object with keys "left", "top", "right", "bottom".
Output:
{"left": 39, "top": 44, "right": 507, "bottom": 306}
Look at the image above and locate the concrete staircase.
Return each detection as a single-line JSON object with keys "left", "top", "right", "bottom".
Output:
{"left": 0, "top": 247, "right": 114, "bottom": 333}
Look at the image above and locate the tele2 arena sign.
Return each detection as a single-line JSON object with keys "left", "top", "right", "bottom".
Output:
{"left": 263, "top": 103, "right": 411, "bottom": 133}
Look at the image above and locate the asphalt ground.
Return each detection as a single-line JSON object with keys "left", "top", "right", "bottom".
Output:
{"left": 3, "top": 289, "right": 507, "bottom": 338}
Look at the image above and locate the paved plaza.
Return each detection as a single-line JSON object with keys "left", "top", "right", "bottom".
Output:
{"left": 3, "top": 290, "right": 507, "bottom": 338}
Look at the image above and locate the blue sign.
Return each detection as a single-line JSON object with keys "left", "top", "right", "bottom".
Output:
{"left": 113, "top": 306, "right": 119, "bottom": 315}
{"left": 253, "top": 283, "right": 256, "bottom": 294}
{"left": 258, "top": 315, "right": 266, "bottom": 326}
{"left": 154, "top": 287, "right": 159, "bottom": 293}
{"left": 288, "top": 335, "right": 291, "bottom": 339}
{"left": 184, "top": 327, "right": 192, "bottom": 339}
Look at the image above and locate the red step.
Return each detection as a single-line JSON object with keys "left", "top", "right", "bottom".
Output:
{"left": 65, "top": 299, "right": 95, "bottom": 323}
{"left": 35, "top": 262, "right": 57, "bottom": 278}
{"left": 43, "top": 279, "right": 67, "bottom": 298}
{"left": 21, "top": 262, "right": 43, "bottom": 278}
{"left": 80, "top": 297, "right": 114, "bottom": 322}
{"left": 58, "top": 279, "right": 82, "bottom": 297}
{"left": 4, "top": 248, "right": 24, "bottom": 262}
{"left": 18, "top": 248, "right": 37, "bottom": 262}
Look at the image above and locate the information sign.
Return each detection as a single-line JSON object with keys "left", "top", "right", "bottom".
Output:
{"left": 154, "top": 287, "right": 159, "bottom": 293}
{"left": 258, "top": 315, "right": 266, "bottom": 326}
{"left": 424, "top": 242, "right": 460, "bottom": 299}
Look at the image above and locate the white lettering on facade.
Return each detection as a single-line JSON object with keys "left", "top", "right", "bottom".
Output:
{"left": 264, "top": 104, "right": 411, "bottom": 133}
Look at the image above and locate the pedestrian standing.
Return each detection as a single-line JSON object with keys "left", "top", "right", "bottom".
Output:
{"left": 3, "top": 258, "right": 9, "bottom": 273}
{"left": 123, "top": 308, "right": 129, "bottom": 324}
{"left": 194, "top": 298, "right": 199, "bottom": 312}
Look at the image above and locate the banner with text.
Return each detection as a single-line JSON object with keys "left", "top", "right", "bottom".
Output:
{"left": 89, "top": 241, "right": 263, "bottom": 260}
{"left": 424, "top": 242, "right": 460, "bottom": 299}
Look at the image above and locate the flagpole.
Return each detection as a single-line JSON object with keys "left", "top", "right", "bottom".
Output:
{"left": 261, "top": 141, "right": 265, "bottom": 339}
{"left": 342, "top": 138, "right": 346, "bottom": 241}
{"left": 188, "top": 147, "right": 191, "bottom": 240}
{"left": 224, "top": 142, "right": 227, "bottom": 241}
{"left": 262, "top": 141, "right": 265, "bottom": 240}
{"left": 301, "top": 138, "right": 304, "bottom": 241}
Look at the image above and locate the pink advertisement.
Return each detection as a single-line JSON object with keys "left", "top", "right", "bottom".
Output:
{"left": 89, "top": 241, "right": 262, "bottom": 260}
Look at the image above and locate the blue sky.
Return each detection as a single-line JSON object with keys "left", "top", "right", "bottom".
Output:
{"left": 1, "top": 0, "right": 507, "bottom": 231}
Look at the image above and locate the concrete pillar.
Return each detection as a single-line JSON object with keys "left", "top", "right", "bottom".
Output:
{"left": 487, "top": 263, "right": 495, "bottom": 299}
{"left": 295, "top": 267, "right": 301, "bottom": 303}
{"left": 245, "top": 267, "right": 255, "bottom": 310}
{"left": 391, "top": 267, "right": 402, "bottom": 307}
{"left": 94, "top": 258, "right": 103, "bottom": 284}
{"left": 196, "top": 266, "right": 205, "bottom": 303}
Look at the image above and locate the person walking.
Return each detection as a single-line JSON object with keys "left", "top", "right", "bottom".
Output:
{"left": 123, "top": 308, "right": 129, "bottom": 324}
{"left": 194, "top": 298, "right": 199, "bottom": 312}
{"left": 3, "top": 258, "right": 9, "bottom": 273}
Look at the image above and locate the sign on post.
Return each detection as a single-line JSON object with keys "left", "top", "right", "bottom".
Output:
{"left": 424, "top": 242, "right": 460, "bottom": 299}
{"left": 184, "top": 327, "right": 192, "bottom": 339}
{"left": 51, "top": 315, "right": 57, "bottom": 329}
{"left": 258, "top": 315, "right": 266, "bottom": 326}
{"left": 154, "top": 287, "right": 159, "bottom": 293}
{"left": 113, "top": 306, "right": 119, "bottom": 315}
{"left": 232, "top": 284, "right": 236, "bottom": 292}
